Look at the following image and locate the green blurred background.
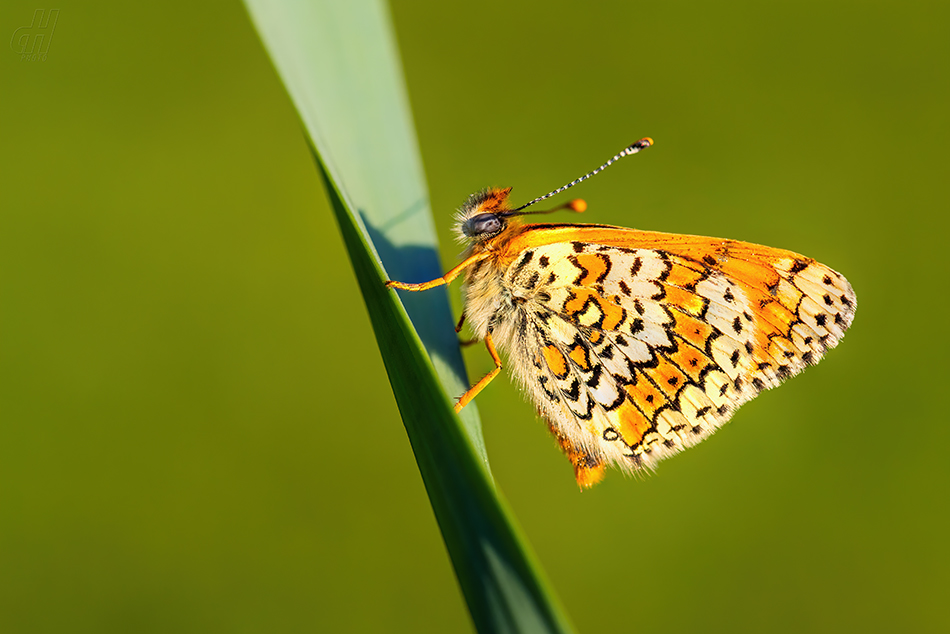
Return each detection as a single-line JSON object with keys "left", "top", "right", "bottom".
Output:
{"left": 2, "top": 1, "right": 948, "bottom": 632}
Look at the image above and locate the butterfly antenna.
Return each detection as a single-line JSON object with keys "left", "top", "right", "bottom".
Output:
{"left": 508, "top": 137, "right": 653, "bottom": 214}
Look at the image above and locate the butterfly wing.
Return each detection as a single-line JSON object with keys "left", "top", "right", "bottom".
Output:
{"left": 496, "top": 225, "right": 855, "bottom": 484}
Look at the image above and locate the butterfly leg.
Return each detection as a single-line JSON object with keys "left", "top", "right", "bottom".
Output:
{"left": 545, "top": 420, "right": 606, "bottom": 489}
{"left": 385, "top": 252, "right": 491, "bottom": 291}
{"left": 453, "top": 333, "right": 502, "bottom": 413}
{"left": 455, "top": 311, "right": 481, "bottom": 346}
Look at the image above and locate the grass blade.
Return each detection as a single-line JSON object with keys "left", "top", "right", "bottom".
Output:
{"left": 243, "top": 1, "right": 576, "bottom": 632}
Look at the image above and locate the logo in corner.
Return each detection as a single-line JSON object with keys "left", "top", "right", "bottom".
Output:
{"left": 11, "top": 9, "right": 59, "bottom": 62}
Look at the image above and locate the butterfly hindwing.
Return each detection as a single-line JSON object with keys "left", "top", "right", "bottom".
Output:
{"left": 497, "top": 231, "right": 855, "bottom": 475}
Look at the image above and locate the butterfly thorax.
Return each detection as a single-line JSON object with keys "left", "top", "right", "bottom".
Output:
{"left": 459, "top": 221, "right": 530, "bottom": 342}
{"left": 452, "top": 187, "right": 518, "bottom": 339}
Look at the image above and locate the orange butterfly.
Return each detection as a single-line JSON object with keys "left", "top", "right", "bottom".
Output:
{"left": 387, "top": 139, "right": 855, "bottom": 487}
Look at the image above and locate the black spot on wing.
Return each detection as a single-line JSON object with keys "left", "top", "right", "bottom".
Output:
{"left": 789, "top": 259, "right": 809, "bottom": 274}
{"left": 630, "top": 257, "right": 642, "bottom": 277}
{"left": 585, "top": 363, "right": 603, "bottom": 389}
{"left": 657, "top": 252, "right": 672, "bottom": 281}
{"left": 510, "top": 250, "right": 534, "bottom": 280}
{"left": 537, "top": 374, "right": 557, "bottom": 400}
{"left": 525, "top": 271, "right": 540, "bottom": 290}
{"left": 564, "top": 379, "right": 581, "bottom": 401}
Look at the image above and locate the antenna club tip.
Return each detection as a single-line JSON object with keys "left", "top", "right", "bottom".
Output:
{"left": 639, "top": 137, "right": 654, "bottom": 148}
{"left": 568, "top": 199, "right": 587, "bottom": 213}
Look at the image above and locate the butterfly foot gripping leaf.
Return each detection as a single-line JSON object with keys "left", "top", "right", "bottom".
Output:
{"left": 388, "top": 138, "right": 856, "bottom": 488}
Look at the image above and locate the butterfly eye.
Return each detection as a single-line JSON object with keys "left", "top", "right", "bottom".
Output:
{"left": 463, "top": 213, "right": 504, "bottom": 238}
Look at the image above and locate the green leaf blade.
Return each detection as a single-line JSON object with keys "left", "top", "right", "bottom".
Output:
{"left": 244, "top": 2, "right": 576, "bottom": 632}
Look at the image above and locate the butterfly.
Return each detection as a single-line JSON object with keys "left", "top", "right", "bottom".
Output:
{"left": 387, "top": 138, "right": 856, "bottom": 488}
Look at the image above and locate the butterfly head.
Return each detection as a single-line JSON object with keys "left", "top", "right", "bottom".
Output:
{"left": 454, "top": 187, "right": 515, "bottom": 245}
{"left": 453, "top": 187, "right": 589, "bottom": 247}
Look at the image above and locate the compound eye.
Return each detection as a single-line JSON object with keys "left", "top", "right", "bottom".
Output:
{"left": 464, "top": 213, "right": 503, "bottom": 238}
